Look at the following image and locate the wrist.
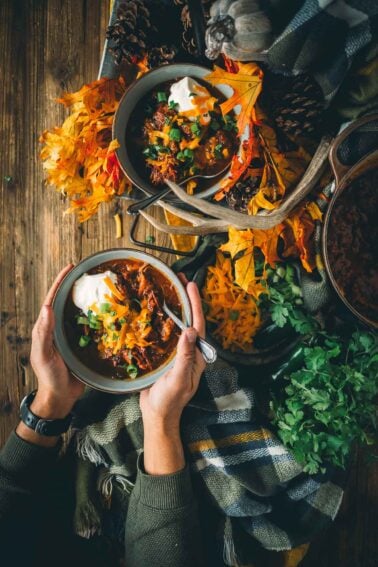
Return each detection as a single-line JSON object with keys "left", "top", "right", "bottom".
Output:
{"left": 143, "top": 424, "right": 185, "bottom": 475}
{"left": 31, "top": 390, "right": 74, "bottom": 420}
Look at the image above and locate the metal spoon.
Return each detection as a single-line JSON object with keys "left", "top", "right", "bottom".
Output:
{"left": 127, "top": 161, "right": 231, "bottom": 216}
{"left": 162, "top": 301, "right": 217, "bottom": 364}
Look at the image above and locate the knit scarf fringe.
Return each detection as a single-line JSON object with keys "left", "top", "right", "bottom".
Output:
{"left": 223, "top": 516, "right": 240, "bottom": 567}
{"left": 75, "top": 428, "right": 108, "bottom": 467}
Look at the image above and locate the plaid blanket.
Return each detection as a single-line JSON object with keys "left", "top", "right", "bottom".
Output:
{"left": 267, "top": 0, "right": 378, "bottom": 101}
{"left": 72, "top": 359, "right": 344, "bottom": 566}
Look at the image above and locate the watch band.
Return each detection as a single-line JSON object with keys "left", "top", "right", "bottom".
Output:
{"left": 20, "top": 390, "right": 73, "bottom": 436}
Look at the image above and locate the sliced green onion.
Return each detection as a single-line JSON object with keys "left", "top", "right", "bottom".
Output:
{"left": 183, "top": 148, "right": 194, "bottom": 159}
{"left": 169, "top": 128, "right": 181, "bottom": 142}
{"left": 145, "top": 235, "right": 155, "bottom": 244}
{"left": 79, "top": 335, "right": 91, "bottom": 347}
{"left": 119, "top": 317, "right": 127, "bottom": 325}
{"left": 77, "top": 316, "right": 89, "bottom": 325}
{"left": 143, "top": 146, "right": 158, "bottom": 159}
{"left": 229, "top": 310, "right": 240, "bottom": 321}
{"left": 190, "top": 123, "right": 201, "bottom": 136}
{"left": 168, "top": 100, "right": 178, "bottom": 110}
{"left": 176, "top": 151, "right": 186, "bottom": 162}
{"left": 154, "top": 144, "right": 169, "bottom": 153}
{"left": 223, "top": 115, "right": 237, "bottom": 131}
{"left": 210, "top": 119, "right": 221, "bottom": 131}
{"left": 215, "top": 143, "right": 223, "bottom": 159}
{"left": 126, "top": 364, "right": 138, "bottom": 379}
{"left": 157, "top": 91, "right": 167, "bottom": 102}
{"left": 100, "top": 302, "right": 111, "bottom": 313}
{"left": 131, "top": 298, "right": 141, "bottom": 307}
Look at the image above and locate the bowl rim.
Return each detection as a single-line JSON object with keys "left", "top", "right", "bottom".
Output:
{"left": 113, "top": 62, "right": 245, "bottom": 199}
{"left": 53, "top": 248, "right": 192, "bottom": 394}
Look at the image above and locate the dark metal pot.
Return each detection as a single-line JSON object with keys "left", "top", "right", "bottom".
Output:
{"left": 322, "top": 113, "right": 378, "bottom": 330}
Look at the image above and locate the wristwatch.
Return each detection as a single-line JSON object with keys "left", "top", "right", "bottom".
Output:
{"left": 20, "top": 390, "right": 73, "bottom": 436}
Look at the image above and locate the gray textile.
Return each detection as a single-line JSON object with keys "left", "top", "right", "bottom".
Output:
{"left": 267, "top": 0, "right": 378, "bottom": 101}
{"left": 72, "top": 359, "right": 344, "bottom": 565}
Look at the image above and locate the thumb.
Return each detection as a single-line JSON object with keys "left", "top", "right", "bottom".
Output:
{"left": 172, "top": 327, "right": 197, "bottom": 377}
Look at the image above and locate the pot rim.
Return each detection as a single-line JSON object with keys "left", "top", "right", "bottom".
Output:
{"left": 322, "top": 149, "right": 378, "bottom": 329}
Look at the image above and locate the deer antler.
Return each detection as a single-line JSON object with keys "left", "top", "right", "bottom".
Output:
{"left": 139, "top": 136, "right": 332, "bottom": 236}
{"left": 139, "top": 201, "right": 232, "bottom": 235}
{"left": 164, "top": 136, "right": 331, "bottom": 229}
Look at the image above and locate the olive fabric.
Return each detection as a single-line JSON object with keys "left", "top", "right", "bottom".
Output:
{"left": 0, "top": 431, "right": 203, "bottom": 567}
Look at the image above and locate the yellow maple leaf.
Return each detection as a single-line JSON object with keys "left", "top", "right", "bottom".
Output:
{"left": 204, "top": 63, "right": 263, "bottom": 134}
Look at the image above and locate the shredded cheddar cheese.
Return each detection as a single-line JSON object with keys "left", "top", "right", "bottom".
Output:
{"left": 202, "top": 252, "right": 263, "bottom": 352}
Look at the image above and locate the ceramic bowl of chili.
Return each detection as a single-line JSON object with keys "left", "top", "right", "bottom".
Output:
{"left": 113, "top": 63, "right": 246, "bottom": 199}
{"left": 53, "top": 249, "right": 191, "bottom": 394}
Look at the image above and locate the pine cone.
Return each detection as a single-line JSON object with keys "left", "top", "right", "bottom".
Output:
{"left": 263, "top": 72, "right": 325, "bottom": 139}
{"left": 176, "top": 0, "right": 212, "bottom": 56}
{"left": 147, "top": 45, "right": 177, "bottom": 69}
{"left": 225, "top": 177, "right": 261, "bottom": 213}
{"left": 107, "top": 0, "right": 156, "bottom": 65}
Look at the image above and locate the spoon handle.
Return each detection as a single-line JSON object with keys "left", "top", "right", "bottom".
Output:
{"left": 196, "top": 336, "right": 217, "bottom": 364}
{"left": 162, "top": 302, "right": 217, "bottom": 364}
{"left": 127, "top": 187, "right": 172, "bottom": 215}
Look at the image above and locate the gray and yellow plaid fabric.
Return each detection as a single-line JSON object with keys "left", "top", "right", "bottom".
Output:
{"left": 267, "top": 0, "right": 378, "bottom": 101}
{"left": 72, "top": 359, "right": 344, "bottom": 565}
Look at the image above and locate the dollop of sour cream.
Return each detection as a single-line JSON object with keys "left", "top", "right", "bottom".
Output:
{"left": 168, "top": 77, "right": 212, "bottom": 124}
{"left": 72, "top": 271, "right": 117, "bottom": 315}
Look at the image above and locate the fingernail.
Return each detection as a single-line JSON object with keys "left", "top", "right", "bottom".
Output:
{"left": 186, "top": 328, "right": 197, "bottom": 343}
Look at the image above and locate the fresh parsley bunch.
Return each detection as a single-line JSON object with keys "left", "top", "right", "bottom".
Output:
{"left": 260, "top": 263, "right": 317, "bottom": 335}
{"left": 271, "top": 330, "right": 378, "bottom": 474}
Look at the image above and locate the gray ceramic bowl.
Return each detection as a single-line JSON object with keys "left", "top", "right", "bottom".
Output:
{"left": 113, "top": 63, "right": 247, "bottom": 198}
{"left": 53, "top": 249, "right": 191, "bottom": 394}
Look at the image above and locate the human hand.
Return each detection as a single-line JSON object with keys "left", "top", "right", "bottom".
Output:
{"left": 30, "top": 264, "right": 85, "bottom": 419}
{"left": 140, "top": 280, "right": 206, "bottom": 430}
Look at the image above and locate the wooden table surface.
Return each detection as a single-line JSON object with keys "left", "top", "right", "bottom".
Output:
{"left": 0, "top": 2, "right": 377, "bottom": 566}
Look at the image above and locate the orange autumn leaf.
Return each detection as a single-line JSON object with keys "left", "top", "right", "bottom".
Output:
{"left": 306, "top": 201, "right": 323, "bottom": 221}
{"left": 253, "top": 225, "right": 285, "bottom": 267}
{"left": 204, "top": 63, "right": 263, "bottom": 135}
{"left": 40, "top": 76, "right": 132, "bottom": 222}
{"left": 220, "top": 226, "right": 280, "bottom": 294}
{"left": 282, "top": 207, "right": 316, "bottom": 272}
{"left": 215, "top": 126, "right": 260, "bottom": 201}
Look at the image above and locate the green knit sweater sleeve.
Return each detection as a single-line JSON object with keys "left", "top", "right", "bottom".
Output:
{"left": 125, "top": 454, "right": 205, "bottom": 567}
{"left": 0, "top": 430, "right": 61, "bottom": 519}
